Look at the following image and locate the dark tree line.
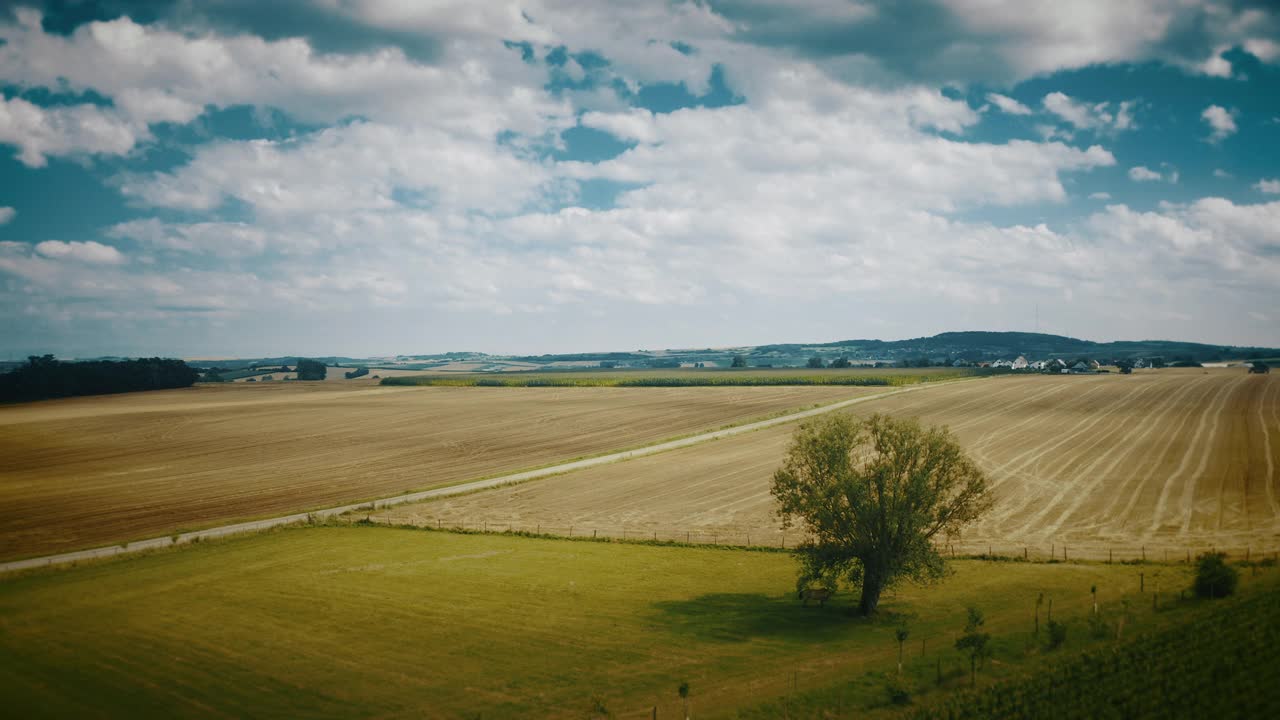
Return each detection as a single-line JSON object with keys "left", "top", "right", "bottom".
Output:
{"left": 0, "top": 355, "right": 199, "bottom": 402}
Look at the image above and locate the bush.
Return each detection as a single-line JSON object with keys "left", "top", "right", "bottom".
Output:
{"left": 885, "top": 675, "right": 913, "bottom": 705}
{"left": 1046, "top": 620, "right": 1067, "bottom": 650}
{"left": 1194, "top": 553, "right": 1238, "bottom": 599}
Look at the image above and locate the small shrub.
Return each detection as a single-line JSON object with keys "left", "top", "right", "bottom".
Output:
{"left": 1046, "top": 619, "right": 1067, "bottom": 650}
{"left": 1194, "top": 553, "right": 1238, "bottom": 598}
{"left": 885, "top": 675, "right": 912, "bottom": 705}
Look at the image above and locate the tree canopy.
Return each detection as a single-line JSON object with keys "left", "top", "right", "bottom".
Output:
{"left": 771, "top": 413, "right": 992, "bottom": 615}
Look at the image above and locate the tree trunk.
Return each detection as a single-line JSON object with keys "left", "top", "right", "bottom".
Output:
{"left": 859, "top": 576, "right": 883, "bottom": 615}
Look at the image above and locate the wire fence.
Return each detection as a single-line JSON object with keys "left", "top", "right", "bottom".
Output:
{"left": 358, "top": 515, "right": 1280, "bottom": 564}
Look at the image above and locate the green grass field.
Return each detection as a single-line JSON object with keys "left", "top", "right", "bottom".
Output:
{"left": 3, "top": 525, "right": 1263, "bottom": 719}
{"left": 381, "top": 367, "right": 976, "bottom": 388}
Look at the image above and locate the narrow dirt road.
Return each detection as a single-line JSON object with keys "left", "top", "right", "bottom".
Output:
{"left": 0, "top": 379, "right": 973, "bottom": 575}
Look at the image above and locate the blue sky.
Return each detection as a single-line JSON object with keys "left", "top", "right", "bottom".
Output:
{"left": 0, "top": 1, "right": 1278, "bottom": 358}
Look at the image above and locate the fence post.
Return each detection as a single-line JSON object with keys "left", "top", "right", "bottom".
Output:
{"left": 1024, "top": 547, "right": 1028, "bottom": 561}
{"left": 593, "top": 529, "right": 597, "bottom": 538}
{"left": 686, "top": 532, "right": 690, "bottom": 543}
{"left": 1109, "top": 549, "right": 1113, "bottom": 564}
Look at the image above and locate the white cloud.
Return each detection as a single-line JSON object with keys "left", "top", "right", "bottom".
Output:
{"left": 1201, "top": 105, "right": 1237, "bottom": 143}
{"left": 934, "top": 0, "right": 1280, "bottom": 80}
{"left": 580, "top": 109, "right": 660, "bottom": 143}
{"left": 119, "top": 121, "right": 560, "bottom": 216}
{"left": 0, "top": 206, "right": 14, "bottom": 225}
{"left": 1128, "top": 166, "right": 1162, "bottom": 182}
{"left": 985, "top": 92, "right": 1032, "bottom": 115}
{"left": 1197, "top": 47, "right": 1233, "bottom": 78}
{"left": 0, "top": 95, "right": 140, "bottom": 167}
{"left": 1088, "top": 192, "right": 1111, "bottom": 200}
{"left": 1042, "top": 92, "right": 1136, "bottom": 132}
{"left": 1213, "top": 168, "right": 1232, "bottom": 179}
{"left": 1256, "top": 179, "right": 1280, "bottom": 194}
{"left": 1244, "top": 38, "right": 1280, "bottom": 63}
{"left": 33, "top": 240, "right": 126, "bottom": 264}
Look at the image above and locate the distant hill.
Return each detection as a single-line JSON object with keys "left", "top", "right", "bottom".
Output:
{"left": 749, "top": 331, "right": 1278, "bottom": 365}
{"left": 17, "top": 332, "right": 1268, "bottom": 376}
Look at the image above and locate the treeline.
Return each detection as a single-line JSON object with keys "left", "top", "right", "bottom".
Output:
{"left": 0, "top": 355, "right": 199, "bottom": 402}
{"left": 381, "top": 372, "right": 971, "bottom": 388}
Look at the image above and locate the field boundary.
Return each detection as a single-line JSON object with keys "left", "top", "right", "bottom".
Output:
{"left": 0, "top": 377, "right": 976, "bottom": 575}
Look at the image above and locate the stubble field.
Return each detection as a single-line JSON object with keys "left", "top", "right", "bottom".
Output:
{"left": 0, "top": 382, "right": 877, "bottom": 561}
{"left": 381, "top": 369, "right": 1280, "bottom": 556}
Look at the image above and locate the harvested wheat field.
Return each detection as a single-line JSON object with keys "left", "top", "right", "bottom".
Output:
{"left": 381, "top": 369, "right": 1280, "bottom": 557}
{"left": 0, "top": 382, "right": 877, "bottom": 561}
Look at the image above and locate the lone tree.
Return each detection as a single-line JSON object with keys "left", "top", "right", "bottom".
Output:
{"left": 730, "top": 354, "right": 748, "bottom": 368}
{"left": 772, "top": 413, "right": 992, "bottom": 615}
{"left": 807, "top": 355, "right": 826, "bottom": 369}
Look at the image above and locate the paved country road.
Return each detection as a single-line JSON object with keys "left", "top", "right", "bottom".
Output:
{"left": 0, "top": 378, "right": 977, "bottom": 575}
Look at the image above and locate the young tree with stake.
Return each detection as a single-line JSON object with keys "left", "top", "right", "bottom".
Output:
{"left": 772, "top": 413, "right": 993, "bottom": 615}
{"left": 895, "top": 627, "right": 910, "bottom": 674}
{"left": 954, "top": 607, "right": 991, "bottom": 687}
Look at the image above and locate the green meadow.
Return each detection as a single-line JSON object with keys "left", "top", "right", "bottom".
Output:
{"left": 4, "top": 525, "right": 1264, "bottom": 719}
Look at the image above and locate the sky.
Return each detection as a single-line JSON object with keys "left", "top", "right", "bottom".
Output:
{"left": 0, "top": 1, "right": 1278, "bottom": 358}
